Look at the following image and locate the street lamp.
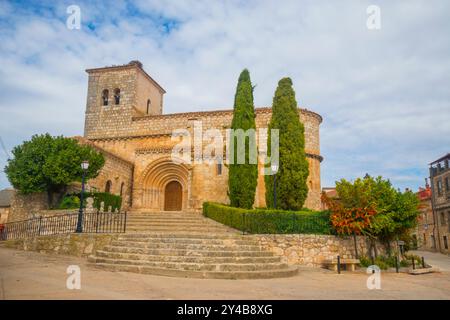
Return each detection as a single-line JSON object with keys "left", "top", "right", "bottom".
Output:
{"left": 271, "top": 164, "right": 279, "bottom": 208}
{"left": 76, "top": 160, "right": 89, "bottom": 233}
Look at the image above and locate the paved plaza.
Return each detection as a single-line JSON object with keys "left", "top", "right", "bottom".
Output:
{"left": 0, "top": 248, "right": 449, "bottom": 300}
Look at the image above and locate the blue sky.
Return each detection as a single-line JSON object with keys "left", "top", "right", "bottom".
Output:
{"left": 0, "top": 0, "right": 449, "bottom": 192}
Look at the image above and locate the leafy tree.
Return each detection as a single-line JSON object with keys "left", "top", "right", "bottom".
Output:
{"left": 324, "top": 175, "right": 420, "bottom": 254}
{"left": 265, "top": 78, "right": 309, "bottom": 210}
{"left": 5, "top": 134, "right": 105, "bottom": 206}
{"left": 228, "top": 69, "right": 258, "bottom": 209}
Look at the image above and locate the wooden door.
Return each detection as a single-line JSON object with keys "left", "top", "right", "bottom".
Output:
{"left": 164, "top": 181, "right": 182, "bottom": 211}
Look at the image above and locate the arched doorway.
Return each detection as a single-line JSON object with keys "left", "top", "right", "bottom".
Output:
{"left": 164, "top": 181, "right": 182, "bottom": 211}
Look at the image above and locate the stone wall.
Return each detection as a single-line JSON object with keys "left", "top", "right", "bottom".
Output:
{"left": 8, "top": 191, "right": 48, "bottom": 222}
{"left": 0, "top": 207, "right": 9, "bottom": 224}
{"left": 251, "top": 234, "right": 389, "bottom": 267}
{"left": 0, "top": 233, "right": 119, "bottom": 257}
{"left": 75, "top": 137, "right": 134, "bottom": 210}
{"left": 87, "top": 108, "right": 322, "bottom": 211}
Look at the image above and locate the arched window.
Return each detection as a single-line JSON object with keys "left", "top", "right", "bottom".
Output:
{"left": 105, "top": 180, "right": 112, "bottom": 193}
{"left": 114, "top": 88, "right": 120, "bottom": 105}
{"left": 146, "top": 99, "right": 151, "bottom": 114}
{"left": 120, "top": 182, "right": 125, "bottom": 197}
{"left": 102, "top": 89, "right": 109, "bottom": 106}
{"left": 217, "top": 162, "right": 222, "bottom": 175}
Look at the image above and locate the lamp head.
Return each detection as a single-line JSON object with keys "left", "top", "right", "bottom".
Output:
{"left": 81, "top": 160, "right": 89, "bottom": 170}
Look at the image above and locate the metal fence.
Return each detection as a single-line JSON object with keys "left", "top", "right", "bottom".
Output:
{"left": 0, "top": 212, "right": 127, "bottom": 241}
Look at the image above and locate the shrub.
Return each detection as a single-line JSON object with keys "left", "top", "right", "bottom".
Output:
{"left": 57, "top": 195, "right": 80, "bottom": 209}
{"left": 203, "top": 202, "right": 333, "bottom": 234}
{"left": 58, "top": 191, "right": 122, "bottom": 212}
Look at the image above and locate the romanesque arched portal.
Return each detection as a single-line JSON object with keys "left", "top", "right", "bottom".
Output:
{"left": 138, "top": 157, "right": 190, "bottom": 211}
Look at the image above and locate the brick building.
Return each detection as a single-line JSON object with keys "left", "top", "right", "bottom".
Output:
{"left": 81, "top": 61, "right": 323, "bottom": 211}
{"left": 429, "top": 153, "right": 450, "bottom": 253}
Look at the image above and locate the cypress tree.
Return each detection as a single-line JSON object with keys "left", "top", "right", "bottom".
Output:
{"left": 228, "top": 69, "right": 258, "bottom": 209}
{"left": 265, "top": 78, "right": 309, "bottom": 210}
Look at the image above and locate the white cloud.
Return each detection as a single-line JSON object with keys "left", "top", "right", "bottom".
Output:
{"left": 0, "top": 0, "right": 449, "bottom": 191}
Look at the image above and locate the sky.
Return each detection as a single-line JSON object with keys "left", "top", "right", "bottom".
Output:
{"left": 0, "top": 0, "right": 449, "bottom": 192}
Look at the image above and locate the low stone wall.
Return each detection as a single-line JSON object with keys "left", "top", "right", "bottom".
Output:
{"left": 0, "top": 233, "right": 119, "bottom": 257}
{"left": 251, "top": 234, "right": 388, "bottom": 267}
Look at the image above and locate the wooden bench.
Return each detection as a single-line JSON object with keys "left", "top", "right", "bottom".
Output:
{"left": 323, "top": 258, "right": 360, "bottom": 272}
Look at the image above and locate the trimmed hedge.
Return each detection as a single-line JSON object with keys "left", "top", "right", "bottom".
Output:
{"left": 203, "top": 202, "right": 333, "bottom": 234}
{"left": 58, "top": 192, "right": 122, "bottom": 212}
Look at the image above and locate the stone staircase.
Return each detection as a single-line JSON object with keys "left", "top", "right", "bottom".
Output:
{"left": 88, "top": 211, "right": 298, "bottom": 279}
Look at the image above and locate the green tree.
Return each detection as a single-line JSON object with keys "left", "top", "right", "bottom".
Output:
{"left": 228, "top": 69, "right": 258, "bottom": 209}
{"left": 331, "top": 175, "right": 420, "bottom": 252}
{"left": 5, "top": 134, "right": 105, "bottom": 206}
{"left": 265, "top": 78, "right": 309, "bottom": 210}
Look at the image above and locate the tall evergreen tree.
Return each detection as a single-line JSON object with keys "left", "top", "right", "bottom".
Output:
{"left": 265, "top": 78, "right": 309, "bottom": 210}
{"left": 228, "top": 69, "right": 258, "bottom": 208}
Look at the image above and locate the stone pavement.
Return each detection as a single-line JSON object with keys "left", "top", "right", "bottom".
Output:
{"left": 0, "top": 248, "right": 449, "bottom": 300}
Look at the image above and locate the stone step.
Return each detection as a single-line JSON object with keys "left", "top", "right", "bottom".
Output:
{"left": 126, "top": 222, "right": 218, "bottom": 227}
{"left": 126, "top": 218, "right": 206, "bottom": 223}
{"left": 103, "top": 245, "right": 275, "bottom": 257}
{"left": 110, "top": 240, "right": 263, "bottom": 251}
{"left": 90, "top": 262, "right": 299, "bottom": 279}
{"left": 88, "top": 256, "right": 288, "bottom": 272}
{"left": 116, "top": 236, "right": 259, "bottom": 246}
{"left": 94, "top": 250, "right": 281, "bottom": 264}
{"left": 126, "top": 226, "right": 232, "bottom": 232}
{"left": 119, "top": 232, "right": 245, "bottom": 240}
{"left": 127, "top": 214, "right": 203, "bottom": 219}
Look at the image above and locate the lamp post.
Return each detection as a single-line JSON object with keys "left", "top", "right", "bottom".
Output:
{"left": 271, "top": 164, "right": 279, "bottom": 208}
{"left": 76, "top": 160, "right": 89, "bottom": 233}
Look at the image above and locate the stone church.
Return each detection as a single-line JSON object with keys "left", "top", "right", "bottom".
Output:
{"left": 78, "top": 61, "right": 323, "bottom": 212}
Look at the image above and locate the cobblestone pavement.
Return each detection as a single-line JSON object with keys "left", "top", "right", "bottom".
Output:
{"left": 0, "top": 248, "right": 449, "bottom": 300}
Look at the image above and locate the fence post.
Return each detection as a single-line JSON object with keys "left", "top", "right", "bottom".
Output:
{"left": 37, "top": 216, "right": 42, "bottom": 236}
{"left": 242, "top": 212, "right": 246, "bottom": 235}
{"left": 337, "top": 255, "right": 341, "bottom": 274}
{"left": 123, "top": 212, "right": 127, "bottom": 233}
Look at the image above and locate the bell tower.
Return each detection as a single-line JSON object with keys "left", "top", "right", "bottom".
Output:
{"left": 83, "top": 60, "right": 166, "bottom": 139}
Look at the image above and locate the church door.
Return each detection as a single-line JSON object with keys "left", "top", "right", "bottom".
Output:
{"left": 164, "top": 181, "right": 182, "bottom": 211}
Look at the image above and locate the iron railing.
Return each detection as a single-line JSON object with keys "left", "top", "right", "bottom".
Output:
{"left": 0, "top": 212, "right": 127, "bottom": 241}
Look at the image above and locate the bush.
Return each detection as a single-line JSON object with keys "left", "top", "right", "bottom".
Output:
{"left": 58, "top": 195, "right": 80, "bottom": 209}
{"left": 58, "top": 192, "right": 122, "bottom": 212}
{"left": 203, "top": 202, "right": 333, "bottom": 234}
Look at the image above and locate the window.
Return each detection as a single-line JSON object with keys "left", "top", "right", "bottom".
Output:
{"left": 445, "top": 177, "right": 449, "bottom": 192}
{"left": 440, "top": 212, "right": 446, "bottom": 225}
{"left": 146, "top": 99, "right": 151, "bottom": 114}
{"left": 102, "top": 89, "right": 109, "bottom": 106}
{"left": 114, "top": 88, "right": 120, "bottom": 105}
{"left": 444, "top": 236, "right": 448, "bottom": 250}
{"left": 120, "top": 182, "right": 125, "bottom": 197}
{"left": 217, "top": 162, "right": 222, "bottom": 175}
{"left": 105, "top": 180, "right": 112, "bottom": 193}
{"left": 423, "top": 233, "right": 426, "bottom": 245}
{"left": 437, "top": 179, "right": 443, "bottom": 196}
